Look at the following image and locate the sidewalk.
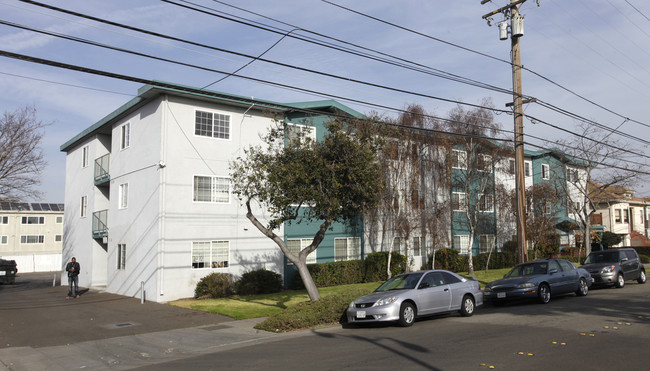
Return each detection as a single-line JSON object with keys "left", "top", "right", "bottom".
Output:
{"left": 0, "top": 272, "right": 298, "bottom": 370}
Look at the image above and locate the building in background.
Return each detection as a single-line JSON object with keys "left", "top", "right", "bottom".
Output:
{"left": 0, "top": 202, "right": 64, "bottom": 272}
{"left": 590, "top": 184, "right": 650, "bottom": 247}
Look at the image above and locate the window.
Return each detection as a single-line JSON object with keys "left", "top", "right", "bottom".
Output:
{"left": 615, "top": 209, "right": 622, "bottom": 223}
{"left": 120, "top": 122, "right": 130, "bottom": 150}
{"left": 193, "top": 176, "right": 230, "bottom": 203}
{"left": 452, "top": 192, "right": 467, "bottom": 211}
{"left": 479, "top": 235, "right": 495, "bottom": 254}
{"left": 567, "top": 168, "right": 579, "bottom": 183}
{"left": 191, "top": 240, "right": 230, "bottom": 268}
{"left": 478, "top": 154, "right": 492, "bottom": 172}
{"left": 453, "top": 235, "right": 470, "bottom": 255}
{"left": 624, "top": 209, "right": 629, "bottom": 223}
{"left": 82, "top": 145, "right": 89, "bottom": 168}
{"left": 119, "top": 183, "right": 128, "bottom": 209}
{"left": 0, "top": 216, "right": 7, "bottom": 224}
{"left": 0, "top": 236, "right": 7, "bottom": 244}
{"left": 55, "top": 235, "right": 62, "bottom": 242}
{"left": 20, "top": 235, "right": 44, "bottom": 244}
{"left": 334, "top": 237, "right": 361, "bottom": 261}
{"left": 479, "top": 194, "right": 494, "bottom": 212}
{"left": 545, "top": 201, "right": 552, "bottom": 215}
{"left": 413, "top": 237, "right": 425, "bottom": 257}
{"left": 286, "top": 239, "right": 317, "bottom": 264}
{"left": 452, "top": 150, "right": 467, "bottom": 169}
{"left": 21, "top": 216, "right": 45, "bottom": 224}
{"left": 117, "top": 244, "right": 126, "bottom": 270}
{"left": 56, "top": 216, "right": 63, "bottom": 224}
{"left": 80, "top": 196, "right": 88, "bottom": 218}
{"left": 195, "top": 110, "right": 230, "bottom": 140}
{"left": 575, "top": 201, "right": 581, "bottom": 212}
{"left": 508, "top": 159, "right": 515, "bottom": 174}
{"left": 286, "top": 123, "right": 316, "bottom": 145}
{"left": 524, "top": 161, "right": 531, "bottom": 177}
{"left": 541, "top": 164, "right": 550, "bottom": 180}
{"left": 558, "top": 260, "right": 575, "bottom": 272}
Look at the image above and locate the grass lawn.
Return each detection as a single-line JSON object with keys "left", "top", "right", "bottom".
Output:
{"left": 461, "top": 267, "right": 511, "bottom": 287}
{"left": 170, "top": 281, "right": 381, "bottom": 320}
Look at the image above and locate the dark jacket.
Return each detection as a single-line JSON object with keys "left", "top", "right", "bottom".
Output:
{"left": 66, "top": 262, "right": 80, "bottom": 277}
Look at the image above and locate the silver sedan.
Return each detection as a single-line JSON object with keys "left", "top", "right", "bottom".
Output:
{"left": 347, "top": 270, "right": 483, "bottom": 327}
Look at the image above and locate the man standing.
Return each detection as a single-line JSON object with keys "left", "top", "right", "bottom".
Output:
{"left": 66, "top": 257, "right": 80, "bottom": 299}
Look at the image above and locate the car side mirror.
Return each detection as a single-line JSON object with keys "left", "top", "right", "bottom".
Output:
{"left": 418, "top": 282, "right": 430, "bottom": 289}
{"left": 549, "top": 269, "right": 558, "bottom": 274}
{"left": 621, "top": 257, "right": 628, "bottom": 263}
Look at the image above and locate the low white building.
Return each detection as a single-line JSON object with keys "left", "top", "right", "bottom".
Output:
{"left": 0, "top": 202, "right": 64, "bottom": 272}
{"left": 590, "top": 184, "right": 650, "bottom": 247}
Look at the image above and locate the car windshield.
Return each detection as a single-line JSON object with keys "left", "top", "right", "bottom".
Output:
{"left": 584, "top": 251, "right": 620, "bottom": 264}
{"left": 375, "top": 273, "right": 424, "bottom": 292}
{"left": 505, "top": 262, "right": 548, "bottom": 277}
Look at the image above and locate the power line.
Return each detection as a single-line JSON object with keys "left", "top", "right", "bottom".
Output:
{"left": 625, "top": 0, "right": 650, "bottom": 22}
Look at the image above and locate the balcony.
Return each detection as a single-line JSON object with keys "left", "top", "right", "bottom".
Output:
{"left": 92, "top": 209, "right": 108, "bottom": 240}
{"left": 94, "top": 154, "right": 110, "bottom": 186}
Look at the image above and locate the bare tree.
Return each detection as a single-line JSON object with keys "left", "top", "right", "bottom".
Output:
{"left": 555, "top": 122, "right": 641, "bottom": 256}
{"left": 0, "top": 106, "right": 47, "bottom": 201}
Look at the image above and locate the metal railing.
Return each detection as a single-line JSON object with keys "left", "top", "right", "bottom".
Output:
{"left": 94, "top": 154, "right": 110, "bottom": 185}
{"left": 92, "top": 209, "right": 108, "bottom": 239}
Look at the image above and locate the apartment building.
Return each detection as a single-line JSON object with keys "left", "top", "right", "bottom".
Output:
{"left": 0, "top": 202, "right": 64, "bottom": 272}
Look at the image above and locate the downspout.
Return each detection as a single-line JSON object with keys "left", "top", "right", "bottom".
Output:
{"left": 158, "top": 95, "right": 168, "bottom": 297}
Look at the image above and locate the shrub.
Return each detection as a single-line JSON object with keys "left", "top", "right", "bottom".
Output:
{"left": 473, "top": 252, "right": 516, "bottom": 270}
{"left": 194, "top": 273, "right": 235, "bottom": 299}
{"left": 536, "top": 243, "right": 560, "bottom": 258}
{"left": 363, "top": 252, "right": 407, "bottom": 282}
{"left": 236, "top": 269, "right": 283, "bottom": 296}
{"left": 254, "top": 286, "right": 373, "bottom": 332}
{"left": 639, "top": 254, "right": 650, "bottom": 264}
{"left": 433, "top": 248, "right": 468, "bottom": 272}
{"left": 291, "top": 260, "right": 365, "bottom": 289}
{"left": 633, "top": 246, "right": 650, "bottom": 257}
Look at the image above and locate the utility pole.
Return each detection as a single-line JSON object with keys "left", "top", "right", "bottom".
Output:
{"left": 482, "top": 0, "right": 537, "bottom": 263}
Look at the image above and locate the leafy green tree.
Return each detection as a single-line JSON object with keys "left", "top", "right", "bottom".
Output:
{"left": 601, "top": 231, "right": 623, "bottom": 248}
{"left": 230, "top": 119, "right": 383, "bottom": 301}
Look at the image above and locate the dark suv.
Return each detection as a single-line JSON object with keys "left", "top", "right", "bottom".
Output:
{"left": 582, "top": 248, "right": 646, "bottom": 288}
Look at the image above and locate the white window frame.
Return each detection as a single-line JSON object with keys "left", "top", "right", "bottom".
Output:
{"left": 615, "top": 209, "right": 622, "bottom": 223}
{"left": 193, "top": 175, "right": 231, "bottom": 204}
{"left": 120, "top": 122, "right": 130, "bottom": 150}
{"left": 478, "top": 154, "right": 492, "bottom": 172}
{"left": 0, "top": 216, "right": 7, "bottom": 224}
{"left": 55, "top": 235, "right": 62, "bottom": 243}
{"left": 479, "top": 193, "right": 494, "bottom": 212}
{"left": 286, "top": 123, "right": 316, "bottom": 145}
{"left": 286, "top": 239, "right": 317, "bottom": 264}
{"left": 452, "top": 192, "right": 467, "bottom": 212}
{"left": 334, "top": 237, "right": 361, "bottom": 261}
{"left": 479, "top": 235, "right": 495, "bottom": 254}
{"left": 117, "top": 243, "right": 126, "bottom": 270}
{"left": 524, "top": 161, "right": 532, "bottom": 177}
{"left": 56, "top": 216, "right": 63, "bottom": 224}
{"left": 545, "top": 201, "right": 552, "bottom": 215}
{"left": 0, "top": 236, "right": 7, "bottom": 244}
{"left": 541, "top": 164, "right": 550, "bottom": 180}
{"left": 194, "top": 110, "right": 231, "bottom": 140}
{"left": 452, "top": 150, "right": 467, "bottom": 170}
{"left": 80, "top": 196, "right": 87, "bottom": 218}
{"left": 191, "top": 240, "right": 230, "bottom": 269}
{"left": 508, "top": 159, "right": 515, "bottom": 175}
{"left": 453, "top": 235, "right": 470, "bottom": 255}
{"left": 413, "top": 236, "right": 425, "bottom": 257}
{"left": 20, "top": 235, "right": 44, "bottom": 244}
{"left": 82, "top": 145, "right": 89, "bottom": 168}
{"left": 21, "top": 216, "right": 45, "bottom": 224}
{"left": 118, "top": 183, "right": 129, "bottom": 209}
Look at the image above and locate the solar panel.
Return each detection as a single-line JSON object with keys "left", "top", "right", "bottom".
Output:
{"left": 32, "top": 203, "right": 42, "bottom": 211}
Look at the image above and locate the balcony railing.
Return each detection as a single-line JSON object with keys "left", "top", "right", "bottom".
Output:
{"left": 92, "top": 209, "right": 108, "bottom": 239}
{"left": 94, "top": 154, "right": 110, "bottom": 185}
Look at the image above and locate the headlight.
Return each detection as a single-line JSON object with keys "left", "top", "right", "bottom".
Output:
{"left": 349, "top": 301, "right": 355, "bottom": 309}
{"left": 601, "top": 265, "right": 616, "bottom": 274}
{"left": 516, "top": 282, "right": 535, "bottom": 289}
{"left": 483, "top": 286, "right": 492, "bottom": 293}
{"left": 375, "top": 296, "right": 397, "bottom": 306}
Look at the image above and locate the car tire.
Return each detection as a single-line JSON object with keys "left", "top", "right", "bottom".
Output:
{"left": 398, "top": 302, "right": 416, "bottom": 327}
{"left": 575, "top": 278, "right": 588, "bottom": 296}
{"left": 538, "top": 283, "right": 551, "bottom": 304}
{"left": 615, "top": 273, "right": 625, "bottom": 288}
{"left": 637, "top": 270, "right": 646, "bottom": 284}
{"left": 459, "top": 295, "right": 475, "bottom": 317}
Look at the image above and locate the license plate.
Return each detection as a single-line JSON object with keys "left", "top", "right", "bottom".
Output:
{"left": 357, "top": 311, "right": 366, "bottom": 319}
{"left": 497, "top": 292, "right": 506, "bottom": 299}
{"left": 0, "top": 271, "right": 5, "bottom": 276}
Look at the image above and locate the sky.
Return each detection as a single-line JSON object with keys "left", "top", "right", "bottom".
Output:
{"left": 0, "top": 0, "right": 649, "bottom": 203}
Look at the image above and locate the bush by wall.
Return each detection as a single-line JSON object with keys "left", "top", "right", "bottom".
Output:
{"left": 432, "top": 248, "right": 467, "bottom": 272}
{"left": 236, "top": 269, "right": 283, "bottom": 296}
{"left": 633, "top": 246, "right": 650, "bottom": 257}
{"left": 473, "top": 251, "right": 517, "bottom": 270}
{"left": 363, "top": 252, "right": 407, "bottom": 282}
{"left": 194, "top": 273, "right": 235, "bottom": 299}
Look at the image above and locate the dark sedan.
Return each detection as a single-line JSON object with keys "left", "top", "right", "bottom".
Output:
{"left": 484, "top": 258, "right": 592, "bottom": 304}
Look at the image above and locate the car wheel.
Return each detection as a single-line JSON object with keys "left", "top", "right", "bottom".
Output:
{"left": 398, "top": 302, "right": 416, "bottom": 327}
{"left": 538, "top": 283, "right": 551, "bottom": 304}
{"left": 638, "top": 270, "right": 646, "bottom": 284}
{"left": 459, "top": 295, "right": 475, "bottom": 317}
{"left": 615, "top": 273, "right": 625, "bottom": 288}
{"left": 575, "top": 278, "right": 588, "bottom": 296}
